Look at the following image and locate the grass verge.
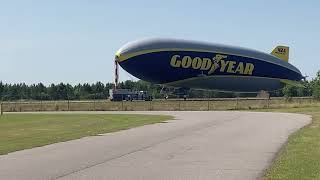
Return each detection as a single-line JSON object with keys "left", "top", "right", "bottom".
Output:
{"left": 250, "top": 107, "right": 320, "bottom": 179}
{"left": 0, "top": 113, "right": 172, "bottom": 155}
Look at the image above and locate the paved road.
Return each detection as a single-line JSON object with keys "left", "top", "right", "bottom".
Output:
{"left": 0, "top": 111, "right": 311, "bottom": 180}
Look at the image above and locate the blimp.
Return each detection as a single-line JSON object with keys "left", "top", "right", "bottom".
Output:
{"left": 115, "top": 38, "right": 303, "bottom": 92}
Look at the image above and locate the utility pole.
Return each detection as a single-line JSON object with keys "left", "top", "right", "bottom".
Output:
{"left": 115, "top": 60, "right": 119, "bottom": 89}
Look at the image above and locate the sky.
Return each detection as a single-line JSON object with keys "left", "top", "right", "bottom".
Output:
{"left": 1, "top": 0, "right": 320, "bottom": 85}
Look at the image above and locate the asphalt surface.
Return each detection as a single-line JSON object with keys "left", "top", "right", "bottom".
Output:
{"left": 0, "top": 111, "right": 311, "bottom": 180}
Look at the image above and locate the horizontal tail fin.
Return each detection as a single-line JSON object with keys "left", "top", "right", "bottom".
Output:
{"left": 280, "top": 79, "right": 304, "bottom": 88}
{"left": 271, "top": 46, "right": 289, "bottom": 62}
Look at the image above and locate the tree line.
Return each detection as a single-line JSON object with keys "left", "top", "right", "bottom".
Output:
{"left": 1, "top": 71, "right": 320, "bottom": 101}
{"left": 0, "top": 81, "right": 157, "bottom": 101}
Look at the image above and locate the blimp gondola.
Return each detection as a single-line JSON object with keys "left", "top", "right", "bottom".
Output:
{"left": 115, "top": 38, "right": 303, "bottom": 92}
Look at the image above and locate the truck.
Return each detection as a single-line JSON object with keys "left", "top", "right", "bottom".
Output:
{"left": 109, "top": 89, "right": 152, "bottom": 101}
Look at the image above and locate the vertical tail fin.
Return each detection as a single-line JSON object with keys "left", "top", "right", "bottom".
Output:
{"left": 271, "top": 46, "right": 289, "bottom": 62}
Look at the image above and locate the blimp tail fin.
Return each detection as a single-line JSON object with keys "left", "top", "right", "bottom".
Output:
{"left": 271, "top": 46, "right": 289, "bottom": 62}
{"left": 280, "top": 79, "right": 304, "bottom": 88}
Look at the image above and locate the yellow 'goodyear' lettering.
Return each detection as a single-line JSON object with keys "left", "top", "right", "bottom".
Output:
{"left": 170, "top": 54, "right": 255, "bottom": 75}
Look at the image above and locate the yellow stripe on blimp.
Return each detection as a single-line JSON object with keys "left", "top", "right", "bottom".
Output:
{"left": 164, "top": 75, "right": 303, "bottom": 89}
{"left": 116, "top": 48, "right": 262, "bottom": 63}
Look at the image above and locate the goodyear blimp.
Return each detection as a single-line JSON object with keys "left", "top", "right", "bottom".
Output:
{"left": 115, "top": 38, "right": 303, "bottom": 92}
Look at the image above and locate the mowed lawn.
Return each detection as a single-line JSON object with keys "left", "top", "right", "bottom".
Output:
{"left": 251, "top": 107, "right": 320, "bottom": 179}
{"left": 0, "top": 113, "right": 172, "bottom": 155}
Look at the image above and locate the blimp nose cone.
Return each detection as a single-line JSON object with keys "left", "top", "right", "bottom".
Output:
{"left": 115, "top": 38, "right": 161, "bottom": 63}
{"left": 115, "top": 48, "right": 127, "bottom": 63}
{"left": 115, "top": 51, "right": 121, "bottom": 62}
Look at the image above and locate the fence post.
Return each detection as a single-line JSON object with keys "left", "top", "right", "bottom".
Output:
{"left": 149, "top": 101, "right": 152, "bottom": 111}
{"left": 207, "top": 99, "right": 210, "bottom": 111}
{"left": 55, "top": 101, "right": 59, "bottom": 111}
{"left": 299, "top": 98, "right": 302, "bottom": 106}
{"left": 121, "top": 101, "right": 124, "bottom": 111}
{"left": 1, "top": 102, "right": 3, "bottom": 115}
{"left": 235, "top": 98, "right": 239, "bottom": 110}
{"left": 68, "top": 100, "right": 70, "bottom": 111}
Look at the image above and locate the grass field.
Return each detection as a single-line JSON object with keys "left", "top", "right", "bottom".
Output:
{"left": 1, "top": 106, "right": 319, "bottom": 179}
{"left": 249, "top": 107, "right": 320, "bottom": 179}
{"left": 0, "top": 114, "right": 171, "bottom": 155}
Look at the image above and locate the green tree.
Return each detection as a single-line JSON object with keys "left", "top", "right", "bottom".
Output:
{"left": 312, "top": 71, "right": 320, "bottom": 100}
{"left": 48, "top": 84, "right": 58, "bottom": 100}
{"left": 0, "top": 82, "right": 3, "bottom": 100}
{"left": 282, "top": 84, "right": 296, "bottom": 99}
